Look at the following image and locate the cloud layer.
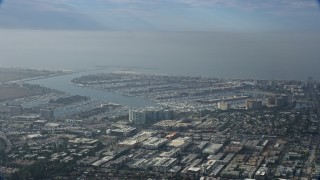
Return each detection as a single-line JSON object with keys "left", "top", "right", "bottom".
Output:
{"left": 0, "top": 0, "right": 319, "bottom": 31}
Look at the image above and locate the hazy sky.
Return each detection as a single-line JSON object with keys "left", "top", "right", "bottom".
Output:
{"left": 0, "top": 1, "right": 320, "bottom": 80}
{"left": 0, "top": 30, "right": 319, "bottom": 80}
{"left": 0, "top": 0, "right": 320, "bottom": 32}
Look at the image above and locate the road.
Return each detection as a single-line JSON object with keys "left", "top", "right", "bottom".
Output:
{"left": 306, "top": 83, "right": 320, "bottom": 177}
{"left": 0, "top": 131, "right": 12, "bottom": 153}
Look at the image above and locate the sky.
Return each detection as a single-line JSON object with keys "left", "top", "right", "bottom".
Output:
{"left": 0, "top": 0, "right": 320, "bottom": 32}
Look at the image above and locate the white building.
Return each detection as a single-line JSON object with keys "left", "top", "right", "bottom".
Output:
{"left": 129, "top": 108, "right": 174, "bottom": 125}
{"left": 218, "top": 102, "right": 231, "bottom": 110}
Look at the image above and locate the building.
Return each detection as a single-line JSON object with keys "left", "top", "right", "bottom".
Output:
{"left": 267, "top": 94, "right": 289, "bottom": 107}
{"left": 142, "top": 137, "right": 168, "bottom": 150}
{"left": 129, "top": 108, "right": 174, "bottom": 125}
{"left": 202, "top": 143, "right": 223, "bottom": 155}
{"left": 162, "top": 110, "right": 174, "bottom": 120}
{"left": 246, "top": 100, "right": 262, "bottom": 110}
{"left": 150, "top": 157, "right": 178, "bottom": 173}
{"left": 159, "top": 148, "right": 181, "bottom": 158}
{"left": 267, "top": 97, "right": 276, "bottom": 107}
{"left": 110, "top": 126, "right": 136, "bottom": 137}
{"left": 168, "top": 137, "right": 192, "bottom": 150}
{"left": 281, "top": 95, "right": 289, "bottom": 105}
{"left": 255, "top": 167, "right": 269, "bottom": 180}
{"left": 218, "top": 102, "right": 231, "bottom": 110}
{"left": 9, "top": 105, "right": 23, "bottom": 117}
{"left": 40, "top": 109, "right": 54, "bottom": 120}
{"left": 165, "top": 132, "right": 178, "bottom": 140}
{"left": 129, "top": 109, "right": 146, "bottom": 125}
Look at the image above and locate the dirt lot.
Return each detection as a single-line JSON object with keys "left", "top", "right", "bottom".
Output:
{"left": 0, "top": 84, "right": 40, "bottom": 101}
{"left": 0, "top": 68, "right": 54, "bottom": 83}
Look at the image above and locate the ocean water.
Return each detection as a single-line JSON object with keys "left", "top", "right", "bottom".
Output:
{"left": 0, "top": 29, "right": 320, "bottom": 80}
{"left": 28, "top": 69, "right": 158, "bottom": 108}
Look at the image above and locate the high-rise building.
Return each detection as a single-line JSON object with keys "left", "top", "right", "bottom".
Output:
{"left": 163, "top": 110, "right": 174, "bottom": 120}
{"left": 267, "top": 94, "right": 289, "bottom": 107}
{"left": 246, "top": 99, "right": 262, "bottom": 110}
{"left": 129, "top": 108, "right": 174, "bottom": 125}
{"left": 267, "top": 97, "right": 276, "bottom": 107}
{"left": 40, "top": 109, "right": 54, "bottom": 120}
{"left": 129, "top": 109, "right": 146, "bottom": 125}
{"left": 281, "top": 95, "right": 289, "bottom": 106}
{"left": 9, "top": 105, "right": 23, "bottom": 117}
